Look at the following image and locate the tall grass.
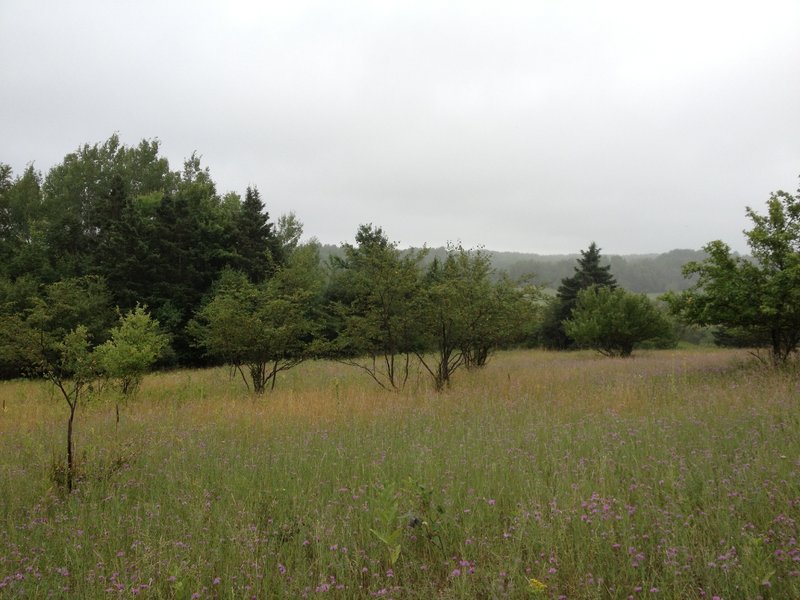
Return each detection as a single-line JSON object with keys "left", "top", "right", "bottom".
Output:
{"left": 1, "top": 349, "right": 798, "bottom": 598}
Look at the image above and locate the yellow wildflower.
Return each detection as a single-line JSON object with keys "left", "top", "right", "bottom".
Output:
{"left": 528, "top": 577, "right": 547, "bottom": 594}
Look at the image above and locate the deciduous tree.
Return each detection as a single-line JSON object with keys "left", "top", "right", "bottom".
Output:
{"left": 95, "top": 305, "right": 169, "bottom": 423}
{"left": 233, "top": 185, "right": 281, "bottom": 282}
{"left": 0, "top": 276, "right": 114, "bottom": 490}
{"left": 665, "top": 180, "right": 800, "bottom": 364}
{"left": 190, "top": 244, "right": 324, "bottom": 393}
{"left": 328, "top": 225, "right": 427, "bottom": 390}
{"left": 415, "top": 246, "right": 516, "bottom": 390}
{"left": 565, "top": 287, "right": 673, "bottom": 357}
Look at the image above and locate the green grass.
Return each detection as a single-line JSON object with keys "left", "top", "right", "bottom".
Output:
{"left": 1, "top": 349, "right": 798, "bottom": 598}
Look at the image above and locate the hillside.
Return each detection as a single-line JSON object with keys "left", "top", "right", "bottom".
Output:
{"left": 319, "top": 245, "right": 707, "bottom": 294}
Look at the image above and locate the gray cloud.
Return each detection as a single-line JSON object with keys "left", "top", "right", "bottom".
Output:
{"left": 2, "top": 0, "right": 799, "bottom": 254}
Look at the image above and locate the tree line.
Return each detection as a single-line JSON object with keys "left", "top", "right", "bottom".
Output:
{"left": 2, "top": 135, "right": 799, "bottom": 384}
{"left": 0, "top": 136, "right": 542, "bottom": 386}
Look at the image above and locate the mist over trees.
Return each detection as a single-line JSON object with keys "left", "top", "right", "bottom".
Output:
{"left": 317, "top": 245, "right": 708, "bottom": 294}
{"left": 1, "top": 134, "right": 797, "bottom": 391}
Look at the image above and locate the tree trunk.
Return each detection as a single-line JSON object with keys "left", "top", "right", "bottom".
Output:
{"left": 250, "top": 363, "right": 267, "bottom": 394}
{"left": 66, "top": 400, "right": 76, "bottom": 492}
{"left": 771, "top": 328, "right": 787, "bottom": 366}
{"left": 436, "top": 349, "right": 451, "bottom": 391}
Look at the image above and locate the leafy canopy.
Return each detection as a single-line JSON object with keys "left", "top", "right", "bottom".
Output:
{"left": 190, "top": 243, "right": 324, "bottom": 393}
{"left": 415, "top": 245, "right": 537, "bottom": 390}
{"left": 95, "top": 305, "right": 169, "bottom": 397}
{"left": 329, "top": 224, "right": 427, "bottom": 390}
{"left": 565, "top": 287, "right": 673, "bottom": 357}
{"left": 665, "top": 180, "right": 800, "bottom": 364}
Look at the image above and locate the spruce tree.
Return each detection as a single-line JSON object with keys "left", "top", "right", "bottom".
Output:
{"left": 234, "top": 186, "right": 281, "bottom": 282}
{"left": 541, "top": 242, "right": 617, "bottom": 349}
{"left": 557, "top": 242, "right": 616, "bottom": 309}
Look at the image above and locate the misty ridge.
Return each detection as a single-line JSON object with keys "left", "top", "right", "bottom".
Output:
{"left": 319, "top": 245, "right": 707, "bottom": 294}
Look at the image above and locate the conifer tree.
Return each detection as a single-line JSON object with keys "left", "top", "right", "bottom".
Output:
{"left": 557, "top": 242, "right": 616, "bottom": 309}
{"left": 234, "top": 186, "right": 281, "bottom": 282}
{"left": 540, "top": 242, "right": 617, "bottom": 349}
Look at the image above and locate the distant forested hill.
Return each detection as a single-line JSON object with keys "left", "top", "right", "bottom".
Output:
{"left": 319, "top": 245, "right": 707, "bottom": 294}
{"left": 489, "top": 248, "right": 707, "bottom": 293}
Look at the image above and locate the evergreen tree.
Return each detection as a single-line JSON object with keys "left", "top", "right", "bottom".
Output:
{"left": 557, "top": 242, "right": 617, "bottom": 306}
{"left": 0, "top": 164, "right": 49, "bottom": 281}
{"left": 233, "top": 186, "right": 280, "bottom": 282}
{"left": 94, "top": 182, "right": 157, "bottom": 311}
{"left": 540, "top": 242, "right": 617, "bottom": 349}
{"left": 146, "top": 185, "right": 221, "bottom": 363}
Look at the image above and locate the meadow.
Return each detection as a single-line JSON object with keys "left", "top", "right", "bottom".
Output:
{"left": 0, "top": 349, "right": 798, "bottom": 599}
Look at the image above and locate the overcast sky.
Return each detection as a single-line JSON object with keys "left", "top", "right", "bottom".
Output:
{"left": 2, "top": 1, "right": 799, "bottom": 254}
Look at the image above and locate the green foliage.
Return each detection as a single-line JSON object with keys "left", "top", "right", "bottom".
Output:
{"left": 402, "top": 477, "right": 447, "bottom": 559}
{"left": 1, "top": 136, "right": 291, "bottom": 367}
{"left": 329, "top": 224, "right": 427, "bottom": 390}
{"left": 0, "top": 275, "right": 41, "bottom": 377}
{"left": 0, "top": 165, "right": 48, "bottom": 281}
{"left": 190, "top": 244, "right": 324, "bottom": 393}
{"left": 565, "top": 287, "right": 674, "bottom": 357}
{"left": 369, "top": 482, "right": 404, "bottom": 566}
{"left": 275, "top": 211, "right": 304, "bottom": 259}
{"left": 461, "top": 273, "right": 542, "bottom": 368}
{"left": 96, "top": 305, "right": 169, "bottom": 398}
{"left": 0, "top": 277, "right": 115, "bottom": 490}
{"left": 232, "top": 185, "right": 281, "bottom": 282}
{"left": 41, "top": 135, "right": 177, "bottom": 279}
{"left": 557, "top": 242, "right": 617, "bottom": 304}
{"left": 5, "top": 134, "right": 736, "bottom": 383}
{"left": 537, "top": 296, "right": 569, "bottom": 349}
{"left": 666, "top": 181, "right": 800, "bottom": 364}
{"left": 326, "top": 230, "right": 539, "bottom": 391}
{"left": 415, "top": 246, "right": 517, "bottom": 390}
{"left": 3, "top": 277, "right": 114, "bottom": 375}
{"left": 540, "top": 242, "right": 617, "bottom": 349}
{"left": 56, "top": 325, "right": 98, "bottom": 387}
{"left": 369, "top": 477, "right": 448, "bottom": 568}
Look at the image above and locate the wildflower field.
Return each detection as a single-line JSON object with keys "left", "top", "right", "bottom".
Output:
{"left": 1, "top": 349, "right": 798, "bottom": 599}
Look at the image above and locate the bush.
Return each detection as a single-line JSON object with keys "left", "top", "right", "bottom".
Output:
{"left": 565, "top": 287, "right": 673, "bottom": 357}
